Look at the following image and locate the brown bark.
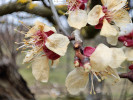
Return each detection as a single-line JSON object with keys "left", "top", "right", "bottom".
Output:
{"left": 0, "top": 57, "right": 35, "bottom": 100}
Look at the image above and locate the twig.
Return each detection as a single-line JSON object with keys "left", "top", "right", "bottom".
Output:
{"left": 119, "top": 70, "right": 133, "bottom": 83}
{"left": 48, "top": 0, "right": 69, "bottom": 36}
{"left": 41, "top": 0, "right": 50, "bottom": 8}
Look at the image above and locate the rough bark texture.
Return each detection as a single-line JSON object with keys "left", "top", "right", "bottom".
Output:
{"left": 0, "top": 57, "right": 35, "bottom": 100}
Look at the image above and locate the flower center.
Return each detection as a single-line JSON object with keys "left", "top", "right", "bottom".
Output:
{"left": 43, "top": 45, "right": 60, "bottom": 60}
{"left": 67, "top": 0, "right": 85, "bottom": 11}
{"left": 95, "top": 6, "right": 113, "bottom": 29}
{"left": 35, "top": 30, "right": 54, "bottom": 47}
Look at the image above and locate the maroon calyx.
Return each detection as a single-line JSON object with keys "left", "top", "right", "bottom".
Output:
{"left": 43, "top": 45, "right": 60, "bottom": 60}
{"left": 95, "top": 17, "right": 104, "bottom": 29}
{"left": 83, "top": 46, "right": 96, "bottom": 57}
{"left": 95, "top": 6, "right": 111, "bottom": 29}
{"left": 118, "top": 31, "right": 133, "bottom": 47}
{"left": 35, "top": 30, "right": 54, "bottom": 46}
{"left": 35, "top": 30, "right": 60, "bottom": 60}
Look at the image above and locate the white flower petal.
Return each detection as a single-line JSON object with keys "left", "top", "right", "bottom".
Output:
{"left": 23, "top": 51, "right": 34, "bottom": 63}
{"left": 32, "top": 56, "right": 49, "bottom": 82}
{"left": 125, "top": 47, "right": 133, "bottom": 61}
{"left": 109, "top": 48, "right": 126, "bottom": 68}
{"left": 108, "top": 0, "right": 127, "bottom": 11}
{"left": 65, "top": 67, "right": 89, "bottom": 95}
{"left": 67, "top": 10, "right": 88, "bottom": 29}
{"left": 87, "top": 5, "right": 105, "bottom": 25}
{"left": 101, "top": 0, "right": 113, "bottom": 7}
{"left": 90, "top": 44, "right": 113, "bottom": 72}
{"left": 100, "top": 19, "right": 118, "bottom": 37}
{"left": 43, "top": 25, "right": 56, "bottom": 33}
{"left": 26, "top": 21, "right": 56, "bottom": 37}
{"left": 45, "top": 34, "right": 70, "bottom": 56}
{"left": 102, "top": 0, "right": 127, "bottom": 11}
{"left": 113, "top": 9, "right": 131, "bottom": 27}
{"left": 35, "top": 21, "right": 56, "bottom": 33}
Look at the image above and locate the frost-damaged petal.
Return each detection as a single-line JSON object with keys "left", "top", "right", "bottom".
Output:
{"left": 87, "top": 5, "right": 105, "bottom": 25}
{"left": 90, "top": 44, "right": 113, "bottom": 72}
{"left": 108, "top": 0, "right": 127, "bottom": 11}
{"left": 43, "top": 24, "right": 56, "bottom": 33}
{"left": 102, "top": 0, "right": 127, "bottom": 11}
{"left": 23, "top": 51, "right": 34, "bottom": 63}
{"left": 65, "top": 67, "right": 89, "bottom": 95}
{"left": 101, "top": 0, "right": 112, "bottom": 7}
{"left": 26, "top": 21, "right": 56, "bottom": 37}
{"left": 125, "top": 48, "right": 133, "bottom": 61}
{"left": 45, "top": 34, "right": 70, "bottom": 56}
{"left": 67, "top": 10, "right": 88, "bottom": 29}
{"left": 26, "top": 21, "right": 45, "bottom": 37}
{"left": 100, "top": 19, "right": 118, "bottom": 37}
{"left": 113, "top": 9, "right": 131, "bottom": 27}
{"left": 32, "top": 56, "right": 49, "bottom": 82}
{"left": 109, "top": 48, "right": 126, "bottom": 68}
{"left": 35, "top": 21, "right": 56, "bottom": 33}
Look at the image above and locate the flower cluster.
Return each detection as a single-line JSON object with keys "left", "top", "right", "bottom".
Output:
{"left": 66, "top": 43, "right": 126, "bottom": 95}
{"left": 64, "top": 0, "right": 133, "bottom": 95}
{"left": 67, "top": 0, "right": 131, "bottom": 45}
{"left": 16, "top": 0, "right": 133, "bottom": 96}
{"left": 16, "top": 21, "right": 70, "bottom": 82}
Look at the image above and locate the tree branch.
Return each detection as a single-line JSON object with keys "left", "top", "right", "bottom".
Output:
{"left": 0, "top": 1, "right": 66, "bottom": 24}
{"left": 119, "top": 70, "right": 133, "bottom": 83}
{"left": 48, "top": 0, "right": 69, "bottom": 36}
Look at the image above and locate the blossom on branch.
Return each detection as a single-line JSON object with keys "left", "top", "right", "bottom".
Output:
{"left": 87, "top": 0, "right": 131, "bottom": 45}
{"left": 16, "top": 21, "right": 70, "bottom": 82}
{"left": 67, "top": 0, "right": 88, "bottom": 29}
{"left": 65, "top": 43, "right": 126, "bottom": 95}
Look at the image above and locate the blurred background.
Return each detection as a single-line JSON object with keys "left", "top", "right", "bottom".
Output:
{"left": 0, "top": 0, "right": 133, "bottom": 100}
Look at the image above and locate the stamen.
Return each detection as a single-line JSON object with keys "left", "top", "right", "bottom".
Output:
{"left": 14, "top": 29, "right": 26, "bottom": 34}
{"left": 93, "top": 72, "right": 101, "bottom": 82}
{"left": 90, "top": 72, "right": 96, "bottom": 95}
{"left": 97, "top": 72, "right": 104, "bottom": 80}
{"left": 16, "top": 45, "right": 26, "bottom": 50}
{"left": 15, "top": 42, "right": 24, "bottom": 44}
{"left": 19, "top": 21, "right": 31, "bottom": 29}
